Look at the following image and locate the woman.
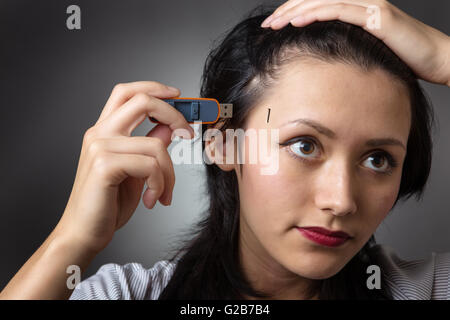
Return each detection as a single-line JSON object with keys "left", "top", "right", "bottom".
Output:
{"left": 1, "top": 1, "right": 449, "bottom": 299}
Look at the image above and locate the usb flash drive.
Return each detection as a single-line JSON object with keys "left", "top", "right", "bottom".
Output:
{"left": 149, "top": 97, "right": 233, "bottom": 124}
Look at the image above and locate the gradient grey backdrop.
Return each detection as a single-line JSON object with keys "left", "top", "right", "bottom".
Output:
{"left": 0, "top": 0, "right": 449, "bottom": 289}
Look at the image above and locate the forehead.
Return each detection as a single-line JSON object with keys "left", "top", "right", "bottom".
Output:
{"left": 248, "top": 59, "right": 411, "bottom": 141}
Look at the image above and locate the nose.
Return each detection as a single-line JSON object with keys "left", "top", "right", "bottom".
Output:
{"left": 314, "top": 159, "right": 358, "bottom": 217}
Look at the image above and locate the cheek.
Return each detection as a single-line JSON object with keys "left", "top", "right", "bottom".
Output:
{"left": 362, "top": 179, "right": 401, "bottom": 231}
{"left": 240, "top": 135, "right": 304, "bottom": 204}
{"left": 240, "top": 165, "right": 290, "bottom": 208}
{"left": 239, "top": 167, "right": 291, "bottom": 240}
{"left": 376, "top": 189, "right": 398, "bottom": 220}
{"left": 238, "top": 152, "right": 311, "bottom": 233}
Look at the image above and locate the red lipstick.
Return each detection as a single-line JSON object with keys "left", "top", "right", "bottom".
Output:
{"left": 296, "top": 226, "right": 352, "bottom": 247}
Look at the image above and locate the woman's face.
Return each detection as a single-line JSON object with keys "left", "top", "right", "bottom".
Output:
{"left": 229, "top": 59, "right": 411, "bottom": 282}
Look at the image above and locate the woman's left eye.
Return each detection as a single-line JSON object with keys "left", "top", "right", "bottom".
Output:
{"left": 362, "top": 152, "right": 396, "bottom": 174}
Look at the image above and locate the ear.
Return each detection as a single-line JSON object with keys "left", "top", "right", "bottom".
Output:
{"left": 204, "top": 123, "right": 236, "bottom": 172}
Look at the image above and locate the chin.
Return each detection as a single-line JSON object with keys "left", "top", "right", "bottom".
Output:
{"left": 285, "top": 253, "right": 349, "bottom": 280}
{"left": 300, "top": 267, "right": 342, "bottom": 280}
{"left": 295, "top": 264, "right": 343, "bottom": 280}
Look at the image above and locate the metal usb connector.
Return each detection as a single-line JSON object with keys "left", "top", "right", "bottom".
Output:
{"left": 219, "top": 103, "right": 233, "bottom": 119}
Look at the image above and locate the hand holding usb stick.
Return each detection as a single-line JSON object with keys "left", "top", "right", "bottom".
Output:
{"left": 0, "top": 84, "right": 236, "bottom": 300}
{"left": 149, "top": 97, "right": 233, "bottom": 124}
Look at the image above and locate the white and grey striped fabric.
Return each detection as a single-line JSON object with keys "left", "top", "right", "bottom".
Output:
{"left": 370, "top": 244, "right": 450, "bottom": 300}
{"left": 69, "top": 244, "right": 450, "bottom": 300}
{"left": 69, "top": 260, "right": 177, "bottom": 300}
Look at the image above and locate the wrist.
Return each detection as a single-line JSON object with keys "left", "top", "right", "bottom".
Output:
{"left": 51, "top": 222, "right": 101, "bottom": 260}
{"left": 436, "top": 34, "right": 450, "bottom": 86}
{"left": 47, "top": 230, "right": 99, "bottom": 271}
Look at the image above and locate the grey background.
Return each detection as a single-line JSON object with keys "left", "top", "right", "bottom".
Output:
{"left": 0, "top": 0, "right": 449, "bottom": 289}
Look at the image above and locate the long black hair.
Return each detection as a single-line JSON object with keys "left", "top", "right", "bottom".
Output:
{"left": 158, "top": 4, "right": 434, "bottom": 300}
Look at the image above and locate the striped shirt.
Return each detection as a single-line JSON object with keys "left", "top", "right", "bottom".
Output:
{"left": 69, "top": 244, "right": 450, "bottom": 300}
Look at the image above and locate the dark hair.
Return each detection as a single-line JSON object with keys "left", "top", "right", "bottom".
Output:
{"left": 158, "top": 4, "right": 434, "bottom": 300}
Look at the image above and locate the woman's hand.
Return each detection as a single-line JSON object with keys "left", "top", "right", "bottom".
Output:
{"left": 56, "top": 81, "right": 195, "bottom": 254}
{"left": 261, "top": 0, "right": 450, "bottom": 86}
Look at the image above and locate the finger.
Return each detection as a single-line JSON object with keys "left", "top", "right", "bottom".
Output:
{"left": 289, "top": 2, "right": 378, "bottom": 34}
{"left": 146, "top": 124, "right": 175, "bottom": 204}
{"left": 95, "top": 134, "right": 175, "bottom": 206}
{"left": 269, "top": 0, "right": 372, "bottom": 29}
{"left": 269, "top": 0, "right": 329, "bottom": 29}
{"left": 99, "top": 92, "right": 195, "bottom": 138}
{"left": 94, "top": 152, "right": 165, "bottom": 209}
{"left": 262, "top": 0, "right": 305, "bottom": 27}
{"left": 96, "top": 81, "right": 181, "bottom": 124}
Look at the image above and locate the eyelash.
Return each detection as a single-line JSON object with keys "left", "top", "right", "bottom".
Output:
{"left": 278, "top": 136, "right": 399, "bottom": 176}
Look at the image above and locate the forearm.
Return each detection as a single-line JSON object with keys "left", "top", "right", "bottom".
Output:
{"left": 0, "top": 225, "right": 98, "bottom": 300}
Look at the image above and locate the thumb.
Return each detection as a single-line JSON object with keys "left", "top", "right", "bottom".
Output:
{"left": 145, "top": 124, "right": 173, "bottom": 147}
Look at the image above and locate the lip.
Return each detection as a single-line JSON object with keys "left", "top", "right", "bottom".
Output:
{"left": 296, "top": 226, "right": 352, "bottom": 247}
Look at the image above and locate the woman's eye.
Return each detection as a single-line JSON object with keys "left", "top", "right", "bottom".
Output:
{"left": 288, "top": 138, "right": 319, "bottom": 159}
{"left": 362, "top": 153, "right": 391, "bottom": 173}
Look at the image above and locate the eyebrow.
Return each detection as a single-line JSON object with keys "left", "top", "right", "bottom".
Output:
{"left": 280, "top": 118, "right": 406, "bottom": 150}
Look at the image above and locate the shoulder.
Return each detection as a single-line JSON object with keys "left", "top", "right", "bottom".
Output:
{"left": 369, "top": 244, "right": 450, "bottom": 300}
{"left": 69, "top": 260, "right": 177, "bottom": 300}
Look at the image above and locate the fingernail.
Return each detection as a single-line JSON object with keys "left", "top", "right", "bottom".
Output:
{"left": 261, "top": 15, "right": 274, "bottom": 27}
{"left": 166, "top": 191, "right": 173, "bottom": 205}
{"left": 167, "top": 86, "right": 179, "bottom": 92}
